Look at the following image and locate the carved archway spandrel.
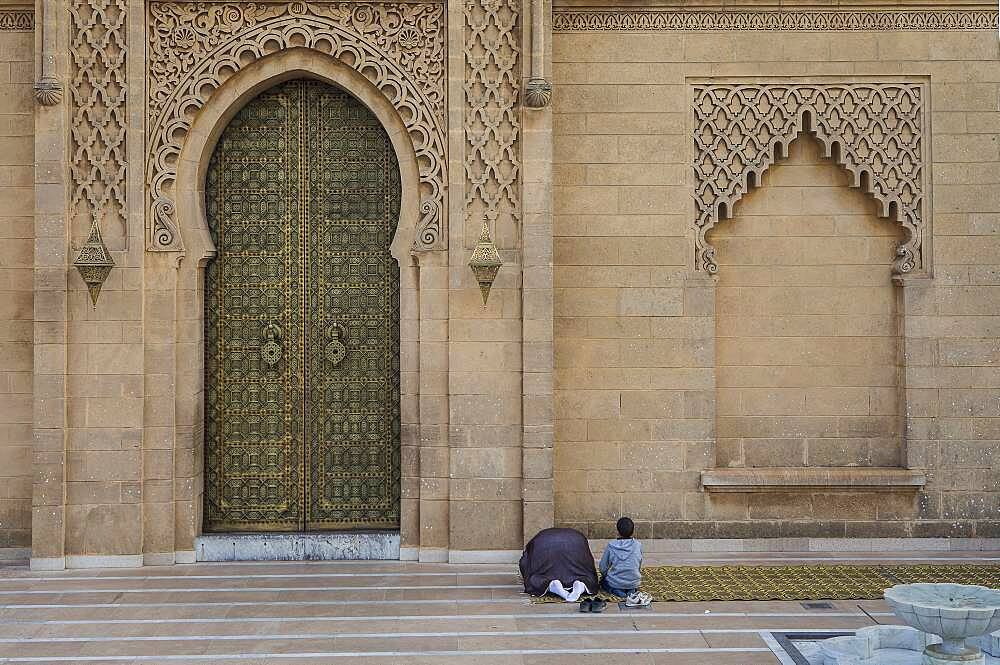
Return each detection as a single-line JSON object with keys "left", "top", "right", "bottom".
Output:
{"left": 692, "top": 83, "right": 927, "bottom": 276}
{"left": 145, "top": 2, "right": 447, "bottom": 253}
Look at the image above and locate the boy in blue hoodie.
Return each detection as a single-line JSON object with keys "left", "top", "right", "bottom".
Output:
{"left": 598, "top": 517, "right": 651, "bottom": 606}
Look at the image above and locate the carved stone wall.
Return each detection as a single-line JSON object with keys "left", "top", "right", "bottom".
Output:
{"left": 146, "top": 1, "right": 446, "bottom": 251}
{"left": 464, "top": 0, "right": 520, "bottom": 234}
{"left": 692, "top": 83, "right": 927, "bottom": 276}
{"left": 69, "top": 0, "right": 128, "bottom": 234}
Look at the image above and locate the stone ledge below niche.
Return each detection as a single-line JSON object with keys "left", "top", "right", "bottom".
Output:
{"left": 701, "top": 467, "right": 927, "bottom": 493}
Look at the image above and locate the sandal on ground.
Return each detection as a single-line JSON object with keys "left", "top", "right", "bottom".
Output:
{"left": 589, "top": 599, "right": 607, "bottom": 613}
{"left": 579, "top": 599, "right": 592, "bottom": 612}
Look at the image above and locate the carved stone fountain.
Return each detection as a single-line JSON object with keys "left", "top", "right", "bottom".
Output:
{"left": 886, "top": 584, "right": 1000, "bottom": 664}
{"left": 816, "top": 584, "right": 1000, "bottom": 665}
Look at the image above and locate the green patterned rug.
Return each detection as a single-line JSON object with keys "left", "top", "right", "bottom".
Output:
{"left": 531, "top": 564, "right": 1000, "bottom": 603}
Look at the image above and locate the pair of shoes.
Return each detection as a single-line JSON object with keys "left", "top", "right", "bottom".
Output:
{"left": 578, "top": 598, "right": 607, "bottom": 613}
{"left": 625, "top": 591, "right": 652, "bottom": 608}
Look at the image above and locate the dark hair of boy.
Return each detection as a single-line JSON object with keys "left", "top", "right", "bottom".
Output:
{"left": 616, "top": 516, "right": 634, "bottom": 539}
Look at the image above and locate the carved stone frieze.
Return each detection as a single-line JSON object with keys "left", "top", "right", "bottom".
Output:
{"left": 464, "top": 0, "right": 520, "bottom": 234}
{"left": 554, "top": 8, "right": 999, "bottom": 32}
{"left": 69, "top": 0, "right": 128, "bottom": 234}
{"left": 692, "top": 83, "right": 927, "bottom": 276}
{"left": 146, "top": 1, "right": 446, "bottom": 252}
{"left": 0, "top": 9, "right": 32, "bottom": 30}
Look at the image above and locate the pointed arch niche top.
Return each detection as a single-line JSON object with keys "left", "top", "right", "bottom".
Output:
{"left": 691, "top": 80, "right": 930, "bottom": 277}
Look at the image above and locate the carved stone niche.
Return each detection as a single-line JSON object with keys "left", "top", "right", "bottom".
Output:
{"left": 691, "top": 82, "right": 930, "bottom": 277}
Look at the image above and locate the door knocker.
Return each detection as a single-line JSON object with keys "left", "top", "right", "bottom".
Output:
{"left": 261, "top": 323, "right": 282, "bottom": 366}
{"left": 325, "top": 323, "right": 347, "bottom": 366}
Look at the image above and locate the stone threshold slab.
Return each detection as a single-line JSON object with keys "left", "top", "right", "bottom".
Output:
{"left": 701, "top": 467, "right": 927, "bottom": 492}
{"left": 195, "top": 532, "right": 400, "bottom": 561}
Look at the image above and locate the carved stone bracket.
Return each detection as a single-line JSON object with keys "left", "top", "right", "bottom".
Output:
{"left": 524, "top": 77, "right": 551, "bottom": 109}
{"left": 33, "top": 77, "right": 63, "bottom": 106}
{"left": 146, "top": 2, "right": 447, "bottom": 252}
{"left": 523, "top": 0, "right": 550, "bottom": 109}
{"left": 34, "top": 1, "right": 59, "bottom": 106}
{"left": 692, "top": 83, "right": 927, "bottom": 276}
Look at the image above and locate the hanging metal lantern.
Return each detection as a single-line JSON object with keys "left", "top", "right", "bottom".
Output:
{"left": 73, "top": 219, "right": 114, "bottom": 308}
{"left": 468, "top": 216, "right": 502, "bottom": 305}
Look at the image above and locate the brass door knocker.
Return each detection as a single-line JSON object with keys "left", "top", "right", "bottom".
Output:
{"left": 261, "top": 323, "right": 282, "bottom": 366}
{"left": 325, "top": 322, "right": 347, "bottom": 366}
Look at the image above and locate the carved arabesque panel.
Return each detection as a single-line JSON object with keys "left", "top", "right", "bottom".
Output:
{"left": 69, "top": 0, "right": 128, "bottom": 234}
{"left": 0, "top": 9, "right": 32, "bottom": 30}
{"left": 147, "top": 1, "right": 446, "bottom": 252}
{"left": 693, "top": 83, "right": 927, "bottom": 276}
{"left": 464, "top": 0, "right": 520, "bottom": 236}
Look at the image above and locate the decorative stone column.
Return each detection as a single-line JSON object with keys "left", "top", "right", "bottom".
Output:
{"left": 447, "top": 0, "right": 525, "bottom": 560}
{"left": 30, "top": 0, "right": 69, "bottom": 571}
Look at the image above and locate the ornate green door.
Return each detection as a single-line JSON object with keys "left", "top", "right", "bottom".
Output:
{"left": 204, "top": 79, "right": 401, "bottom": 533}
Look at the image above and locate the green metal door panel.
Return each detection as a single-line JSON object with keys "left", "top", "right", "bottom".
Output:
{"left": 204, "top": 79, "right": 400, "bottom": 533}
{"left": 304, "top": 83, "right": 401, "bottom": 529}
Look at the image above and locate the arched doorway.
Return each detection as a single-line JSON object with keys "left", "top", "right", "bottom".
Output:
{"left": 203, "top": 78, "right": 402, "bottom": 533}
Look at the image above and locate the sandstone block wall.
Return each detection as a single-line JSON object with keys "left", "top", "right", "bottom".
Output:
{"left": 552, "top": 25, "right": 1000, "bottom": 539}
{"left": 0, "top": 28, "right": 33, "bottom": 557}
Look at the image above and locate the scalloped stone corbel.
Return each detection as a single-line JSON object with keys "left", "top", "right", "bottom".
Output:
{"left": 34, "top": 0, "right": 61, "bottom": 106}
{"left": 524, "top": 77, "right": 551, "bottom": 109}
{"left": 33, "top": 77, "right": 63, "bottom": 106}
{"left": 524, "top": 0, "right": 550, "bottom": 109}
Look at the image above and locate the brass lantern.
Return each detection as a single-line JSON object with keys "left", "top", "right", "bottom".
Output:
{"left": 468, "top": 217, "right": 502, "bottom": 305}
{"left": 73, "top": 219, "right": 115, "bottom": 307}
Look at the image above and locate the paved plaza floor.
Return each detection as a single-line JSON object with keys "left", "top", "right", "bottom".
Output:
{"left": 0, "top": 551, "right": 997, "bottom": 664}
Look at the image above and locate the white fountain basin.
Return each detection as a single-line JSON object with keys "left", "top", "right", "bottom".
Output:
{"left": 885, "top": 583, "right": 1000, "bottom": 652}
{"left": 810, "top": 626, "right": 1000, "bottom": 665}
{"left": 819, "top": 626, "right": 940, "bottom": 665}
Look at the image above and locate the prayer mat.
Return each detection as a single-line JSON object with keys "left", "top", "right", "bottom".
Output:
{"left": 529, "top": 564, "right": 1000, "bottom": 603}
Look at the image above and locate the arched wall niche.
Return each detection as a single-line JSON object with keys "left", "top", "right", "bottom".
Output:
{"left": 707, "top": 133, "right": 906, "bottom": 471}
{"left": 691, "top": 80, "right": 931, "bottom": 278}
{"left": 164, "top": 47, "right": 431, "bottom": 554}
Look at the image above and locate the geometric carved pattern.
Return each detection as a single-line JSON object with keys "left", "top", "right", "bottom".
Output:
{"left": 464, "top": 0, "right": 520, "bottom": 234}
{"left": 69, "top": 0, "right": 127, "bottom": 233}
{"left": 0, "top": 10, "right": 33, "bottom": 30}
{"left": 147, "top": 1, "right": 445, "bottom": 252}
{"left": 693, "top": 83, "right": 927, "bottom": 275}
{"left": 554, "top": 8, "right": 999, "bottom": 31}
{"left": 204, "top": 79, "right": 401, "bottom": 532}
